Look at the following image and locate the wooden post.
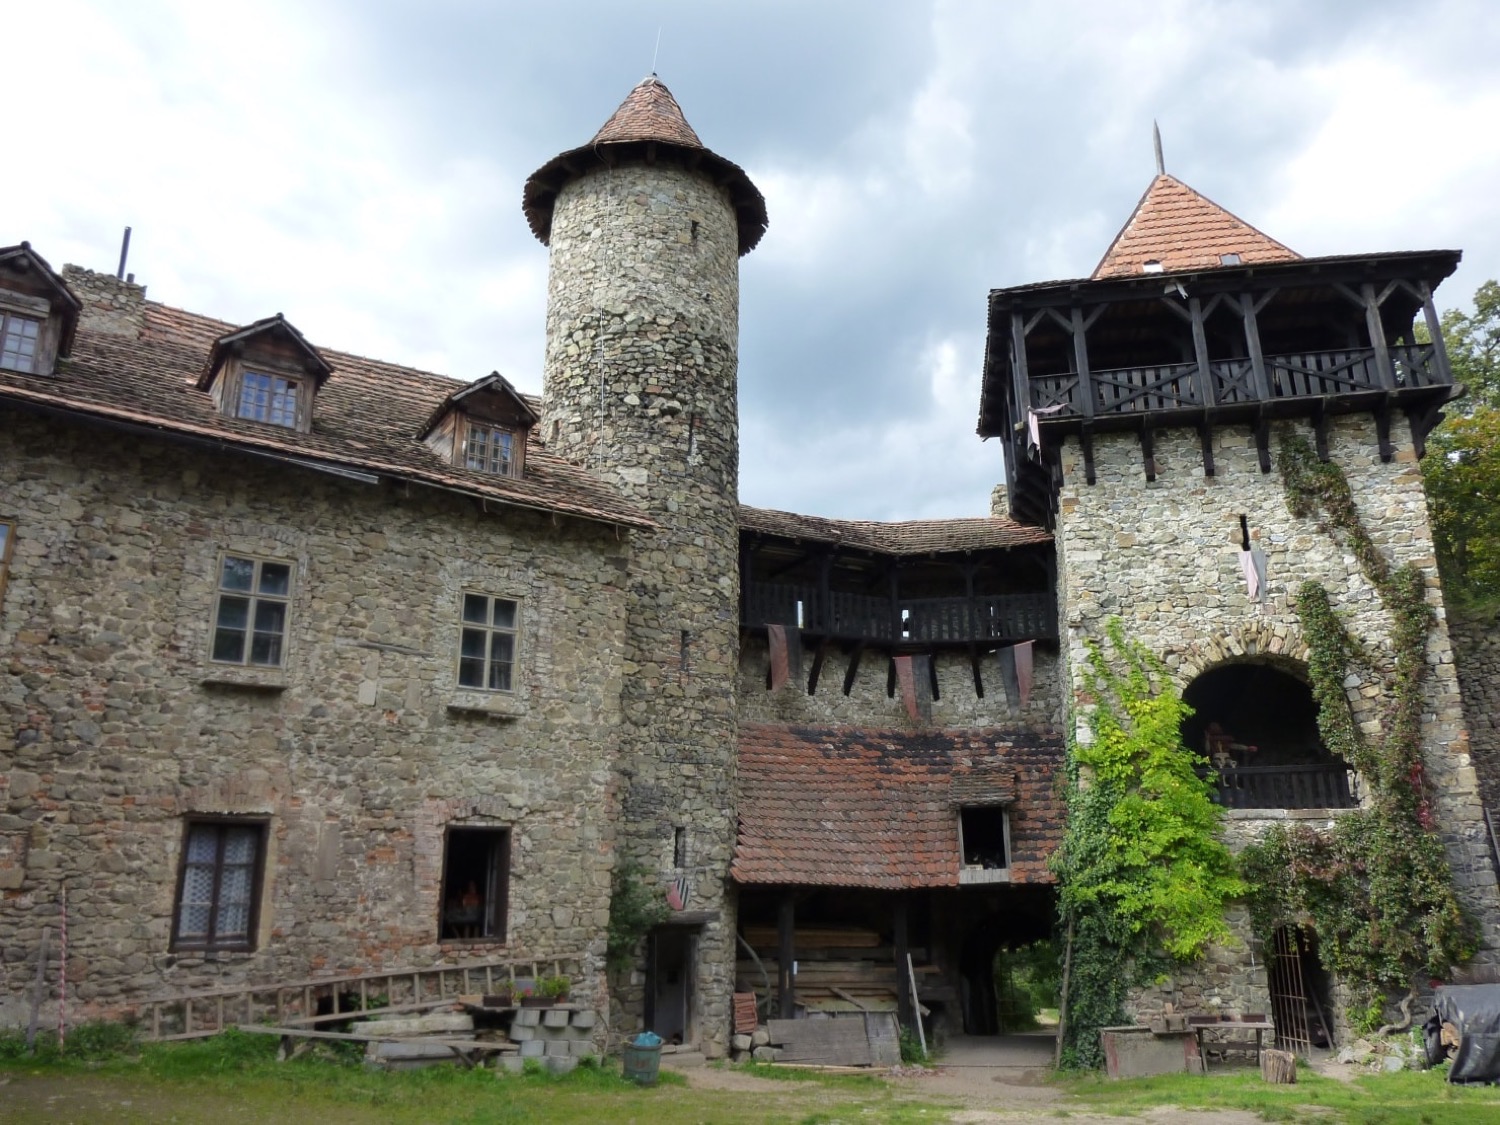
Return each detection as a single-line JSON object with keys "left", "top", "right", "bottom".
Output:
{"left": 1011, "top": 309, "right": 1032, "bottom": 424}
{"left": 1240, "top": 294, "right": 1273, "bottom": 400}
{"left": 1420, "top": 281, "right": 1455, "bottom": 384}
{"left": 778, "top": 893, "right": 796, "bottom": 1018}
{"left": 893, "top": 895, "right": 912, "bottom": 1028}
{"left": 1362, "top": 282, "right": 1397, "bottom": 390}
{"left": 1070, "top": 306, "right": 1096, "bottom": 419}
{"left": 1188, "top": 297, "right": 1215, "bottom": 406}
{"left": 1054, "top": 915, "right": 1074, "bottom": 1068}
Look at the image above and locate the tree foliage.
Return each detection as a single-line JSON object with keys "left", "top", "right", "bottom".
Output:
{"left": 1424, "top": 280, "right": 1500, "bottom": 607}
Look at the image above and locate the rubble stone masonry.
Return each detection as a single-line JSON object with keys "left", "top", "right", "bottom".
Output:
{"left": 1054, "top": 415, "right": 1500, "bottom": 1027}
{"left": 539, "top": 158, "right": 742, "bottom": 1054}
{"left": 0, "top": 414, "right": 629, "bottom": 1025}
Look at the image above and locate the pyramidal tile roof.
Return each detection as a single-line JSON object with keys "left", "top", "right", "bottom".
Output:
{"left": 591, "top": 75, "right": 704, "bottom": 148}
{"left": 1092, "top": 174, "right": 1300, "bottom": 279}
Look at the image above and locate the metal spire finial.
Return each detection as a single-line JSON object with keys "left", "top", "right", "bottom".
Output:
{"left": 1153, "top": 120, "right": 1165, "bottom": 176}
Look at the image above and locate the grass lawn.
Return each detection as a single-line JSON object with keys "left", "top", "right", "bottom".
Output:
{"left": 0, "top": 1028, "right": 946, "bottom": 1125}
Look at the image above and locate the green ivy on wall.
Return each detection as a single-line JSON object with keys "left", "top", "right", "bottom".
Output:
{"left": 1240, "top": 430, "right": 1472, "bottom": 1023}
{"left": 1053, "top": 619, "right": 1243, "bottom": 1067}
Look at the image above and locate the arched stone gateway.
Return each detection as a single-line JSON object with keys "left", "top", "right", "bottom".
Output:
{"left": 1168, "top": 622, "right": 1309, "bottom": 688}
{"left": 1181, "top": 658, "right": 1359, "bottom": 811}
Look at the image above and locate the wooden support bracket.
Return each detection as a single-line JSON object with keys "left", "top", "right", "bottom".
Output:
{"left": 1140, "top": 427, "right": 1157, "bottom": 482}
{"left": 927, "top": 651, "right": 940, "bottom": 702}
{"left": 1375, "top": 400, "right": 1394, "bottom": 462}
{"left": 1080, "top": 428, "right": 1096, "bottom": 486}
{"left": 807, "top": 639, "right": 828, "bottom": 696}
{"left": 1408, "top": 403, "right": 1445, "bottom": 460}
{"left": 1313, "top": 408, "right": 1332, "bottom": 462}
{"left": 1198, "top": 417, "right": 1216, "bottom": 477}
{"left": 969, "top": 644, "right": 985, "bottom": 699}
{"left": 842, "top": 643, "right": 865, "bottom": 697}
{"left": 1254, "top": 416, "right": 1272, "bottom": 474}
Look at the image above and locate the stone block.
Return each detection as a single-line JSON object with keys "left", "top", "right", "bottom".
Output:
{"left": 514, "top": 1007, "right": 542, "bottom": 1028}
{"left": 519, "top": 1039, "right": 546, "bottom": 1058}
{"left": 570, "top": 1009, "right": 597, "bottom": 1029}
{"left": 357, "top": 1013, "right": 472, "bottom": 1038}
{"left": 544, "top": 1038, "right": 571, "bottom": 1057}
{"left": 544, "top": 1055, "right": 578, "bottom": 1074}
{"left": 495, "top": 1055, "right": 526, "bottom": 1073}
{"left": 542, "top": 1008, "right": 570, "bottom": 1028}
{"left": 752, "top": 1046, "right": 781, "bottom": 1062}
{"left": 750, "top": 1027, "right": 771, "bottom": 1047}
{"left": 571, "top": 1038, "right": 596, "bottom": 1056}
{"left": 732, "top": 1034, "right": 752, "bottom": 1051}
{"left": 509, "top": 1025, "right": 537, "bottom": 1041}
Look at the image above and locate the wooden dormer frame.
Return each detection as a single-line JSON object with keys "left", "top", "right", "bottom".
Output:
{"left": 199, "top": 315, "right": 331, "bottom": 434}
{"left": 418, "top": 372, "right": 538, "bottom": 480}
{"left": 0, "top": 243, "right": 82, "bottom": 376}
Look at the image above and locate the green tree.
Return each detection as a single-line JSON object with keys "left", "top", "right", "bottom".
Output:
{"left": 1424, "top": 280, "right": 1500, "bottom": 606}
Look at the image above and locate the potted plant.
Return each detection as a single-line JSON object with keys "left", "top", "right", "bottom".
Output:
{"left": 537, "top": 974, "right": 572, "bottom": 1006}
{"left": 519, "top": 985, "right": 547, "bottom": 1008}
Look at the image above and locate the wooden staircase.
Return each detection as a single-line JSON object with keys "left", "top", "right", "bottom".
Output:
{"left": 135, "top": 951, "right": 590, "bottom": 1041}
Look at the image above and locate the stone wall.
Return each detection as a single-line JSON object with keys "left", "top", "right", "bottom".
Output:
{"left": 1053, "top": 414, "right": 1500, "bottom": 1032}
{"left": 0, "top": 414, "right": 630, "bottom": 1026}
{"left": 539, "top": 158, "right": 743, "bottom": 1055}
{"left": 1450, "top": 617, "right": 1500, "bottom": 814}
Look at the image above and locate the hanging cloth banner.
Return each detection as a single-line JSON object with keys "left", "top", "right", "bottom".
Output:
{"left": 1239, "top": 548, "right": 1268, "bottom": 602}
{"left": 768, "top": 624, "right": 789, "bottom": 691}
{"left": 1014, "top": 640, "right": 1034, "bottom": 706}
{"left": 1027, "top": 403, "right": 1067, "bottom": 453}
{"left": 894, "top": 654, "right": 919, "bottom": 721}
{"left": 997, "top": 644, "right": 1018, "bottom": 707}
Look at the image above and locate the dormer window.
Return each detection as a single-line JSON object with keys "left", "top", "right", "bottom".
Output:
{"left": 1220, "top": 252, "right": 1243, "bottom": 266}
{"left": 464, "top": 422, "right": 518, "bottom": 476}
{"left": 199, "top": 315, "right": 330, "bottom": 434}
{"left": 0, "top": 310, "right": 41, "bottom": 372}
{"left": 237, "top": 370, "right": 302, "bottom": 428}
{"left": 1142, "top": 259, "right": 1164, "bottom": 274}
{"left": 419, "top": 372, "right": 538, "bottom": 481}
{"left": 0, "top": 244, "right": 81, "bottom": 376}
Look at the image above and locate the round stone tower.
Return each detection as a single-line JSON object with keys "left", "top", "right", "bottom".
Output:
{"left": 524, "top": 75, "right": 766, "bottom": 1054}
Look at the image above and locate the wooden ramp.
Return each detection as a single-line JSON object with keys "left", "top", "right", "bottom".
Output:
{"left": 135, "top": 952, "right": 588, "bottom": 1041}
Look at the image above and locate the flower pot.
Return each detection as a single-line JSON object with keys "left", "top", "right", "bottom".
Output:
{"left": 521, "top": 996, "right": 550, "bottom": 1008}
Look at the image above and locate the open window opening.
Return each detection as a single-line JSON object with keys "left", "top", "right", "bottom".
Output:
{"left": 440, "top": 827, "right": 510, "bottom": 942}
{"left": 1182, "top": 660, "right": 1356, "bottom": 809}
{"left": 959, "top": 806, "right": 1010, "bottom": 884}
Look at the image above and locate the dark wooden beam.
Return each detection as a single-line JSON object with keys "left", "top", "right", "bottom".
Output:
{"left": 1254, "top": 415, "right": 1272, "bottom": 474}
{"left": 1198, "top": 416, "right": 1216, "bottom": 477}
{"left": 842, "top": 642, "right": 865, "bottom": 696}
{"left": 1362, "top": 282, "right": 1398, "bottom": 391}
{"left": 778, "top": 894, "right": 796, "bottom": 1019}
{"left": 1189, "top": 296, "right": 1216, "bottom": 409}
{"left": 1140, "top": 427, "right": 1156, "bottom": 482}
{"left": 807, "top": 638, "right": 828, "bottom": 695}
{"left": 1375, "top": 400, "right": 1394, "bottom": 463}
{"left": 969, "top": 643, "right": 985, "bottom": 698}
{"left": 1408, "top": 403, "right": 1445, "bottom": 460}
{"left": 1240, "top": 292, "right": 1274, "bottom": 401}
{"left": 1080, "top": 427, "right": 1096, "bottom": 486}
{"left": 1313, "top": 407, "right": 1332, "bottom": 462}
{"left": 894, "top": 896, "right": 912, "bottom": 1028}
{"left": 1420, "top": 281, "right": 1455, "bottom": 385}
{"left": 886, "top": 655, "right": 897, "bottom": 699}
{"left": 927, "top": 651, "right": 940, "bottom": 703}
{"left": 1070, "top": 306, "right": 1096, "bottom": 421}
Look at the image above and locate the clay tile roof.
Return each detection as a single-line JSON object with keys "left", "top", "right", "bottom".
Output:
{"left": 732, "top": 724, "right": 1063, "bottom": 889}
{"left": 590, "top": 75, "right": 704, "bottom": 148}
{"left": 1093, "top": 174, "right": 1300, "bottom": 279}
{"left": 523, "top": 76, "right": 768, "bottom": 256}
{"left": 0, "top": 293, "right": 654, "bottom": 531}
{"left": 738, "top": 505, "right": 1051, "bottom": 554}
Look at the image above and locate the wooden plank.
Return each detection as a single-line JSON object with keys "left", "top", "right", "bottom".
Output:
{"left": 233, "top": 1024, "right": 516, "bottom": 1051}
{"left": 778, "top": 896, "right": 796, "bottom": 1019}
{"left": 766, "top": 1017, "right": 873, "bottom": 1066}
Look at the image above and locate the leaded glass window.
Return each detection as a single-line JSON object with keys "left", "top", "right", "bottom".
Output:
{"left": 237, "top": 370, "right": 300, "bottom": 428}
{"left": 458, "top": 593, "right": 518, "bottom": 692}
{"left": 212, "top": 555, "right": 291, "bottom": 666}
{"left": 172, "top": 820, "right": 265, "bottom": 951}
{"left": 465, "top": 425, "right": 516, "bottom": 477}
{"left": 0, "top": 312, "right": 41, "bottom": 373}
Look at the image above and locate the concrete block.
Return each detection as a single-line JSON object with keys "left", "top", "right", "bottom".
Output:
{"left": 520, "top": 1039, "right": 546, "bottom": 1058}
{"left": 542, "top": 1008, "right": 570, "bottom": 1028}
{"left": 570, "top": 1009, "right": 597, "bottom": 1029}
{"left": 514, "top": 1008, "right": 542, "bottom": 1028}
{"left": 571, "top": 1039, "right": 597, "bottom": 1056}
{"left": 544, "top": 1055, "right": 578, "bottom": 1074}
{"left": 495, "top": 1055, "right": 526, "bottom": 1073}
{"left": 544, "top": 1039, "right": 571, "bottom": 1057}
{"left": 509, "top": 1025, "right": 537, "bottom": 1041}
{"left": 752, "top": 1046, "right": 781, "bottom": 1062}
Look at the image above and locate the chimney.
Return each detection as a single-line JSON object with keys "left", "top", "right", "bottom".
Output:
{"left": 61, "top": 265, "right": 147, "bottom": 339}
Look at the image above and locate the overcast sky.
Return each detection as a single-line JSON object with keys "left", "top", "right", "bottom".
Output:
{"left": 10, "top": 0, "right": 1500, "bottom": 521}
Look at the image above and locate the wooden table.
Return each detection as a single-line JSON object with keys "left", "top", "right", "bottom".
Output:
{"left": 1193, "top": 1020, "right": 1275, "bottom": 1069}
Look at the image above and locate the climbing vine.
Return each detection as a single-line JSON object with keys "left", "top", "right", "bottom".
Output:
{"left": 1240, "top": 431, "right": 1472, "bottom": 1020}
{"left": 606, "top": 861, "right": 669, "bottom": 973}
{"left": 1053, "top": 619, "right": 1243, "bottom": 1067}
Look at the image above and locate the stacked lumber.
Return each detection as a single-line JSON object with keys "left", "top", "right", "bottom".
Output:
{"left": 742, "top": 925, "right": 882, "bottom": 950}
{"left": 736, "top": 958, "right": 901, "bottom": 1007}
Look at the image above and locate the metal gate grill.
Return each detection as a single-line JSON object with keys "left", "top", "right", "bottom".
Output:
{"left": 1267, "top": 926, "right": 1314, "bottom": 1056}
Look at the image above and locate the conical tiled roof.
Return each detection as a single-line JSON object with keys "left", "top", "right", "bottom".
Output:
{"left": 523, "top": 75, "right": 767, "bottom": 256}
{"left": 1093, "top": 174, "right": 1299, "bottom": 279}
{"left": 590, "top": 75, "right": 704, "bottom": 148}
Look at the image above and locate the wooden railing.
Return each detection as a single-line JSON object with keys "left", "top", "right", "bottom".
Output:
{"left": 1211, "top": 764, "right": 1358, "bottom": 811}
{"left": 743, "top": 582, "right": 1056, "bottom": 644}
{"left": 1027, "top": 344, "right": 1442, "bottom": 420}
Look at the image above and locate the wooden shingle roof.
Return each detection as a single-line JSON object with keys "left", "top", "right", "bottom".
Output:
{"left": 1093, "top": 174, "right": 1299, "bottom": 279}
{"left": 739, "top": 505, "right": 1051, "bottom": 554}
{"left": 0, "top": 292, "right": 655, "bottom": 530}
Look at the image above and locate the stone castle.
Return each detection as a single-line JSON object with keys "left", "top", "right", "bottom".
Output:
{"left": 2, "top": 76, "right": 1496, "bottom": 1058}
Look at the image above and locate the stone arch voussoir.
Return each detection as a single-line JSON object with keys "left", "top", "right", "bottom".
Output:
{"left": 1170, "top": 622, "right": 1310, "bottom": 689}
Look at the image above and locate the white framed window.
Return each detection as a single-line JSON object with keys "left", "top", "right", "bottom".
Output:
{"left": 171, "top": 817, "right": 268, "bottom": 952}
{"left": 464, "top": 423, "right": 519, "bottom": 477}
{"left": 236, "top": 370, "right": 302, "bottom": 429}
{"left": 458, "top": 593, "right": 518, "bottom": 692}
{"left": 211, "top": 555, "right": 292, "bottom": 666}
{"left": 0, "top": 310, "right": 41, "bottom": 373}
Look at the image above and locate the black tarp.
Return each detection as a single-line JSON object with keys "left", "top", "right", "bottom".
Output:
{"left": 1428, "top": 985, "right": 1500, "bottom": 1083}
